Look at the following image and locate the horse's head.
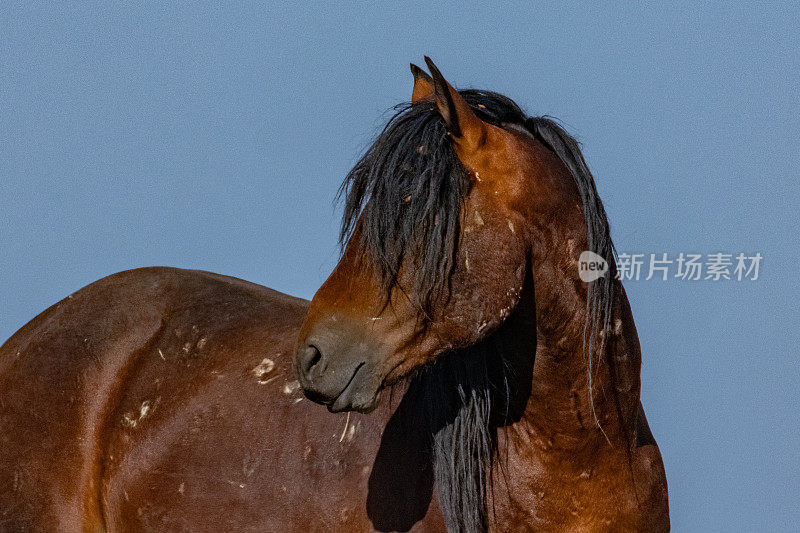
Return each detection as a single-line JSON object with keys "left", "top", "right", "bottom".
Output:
{"left": 294, "top": 58, "right": 598, "bottom": 412}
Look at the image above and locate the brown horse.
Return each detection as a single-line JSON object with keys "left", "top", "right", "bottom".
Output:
{"left": 0, "top": 58, "right": 668, "bottom": 531}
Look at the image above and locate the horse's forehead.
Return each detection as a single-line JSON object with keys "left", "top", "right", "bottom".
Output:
{"left": 456, "top": 129, "right": 541, "bottom": 213}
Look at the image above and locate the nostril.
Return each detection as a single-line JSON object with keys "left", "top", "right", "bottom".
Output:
{"left": 307, "top": 345, "right": 322, "bottom": 368}
{"left": 298, "top": 344, "right": 326, "bottom": 381}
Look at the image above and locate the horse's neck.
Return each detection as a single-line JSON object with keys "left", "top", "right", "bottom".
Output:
{"left": 484, "top": 254, "right": 653, "bottom": 529}
{"left": 499, "top": 247, "right": 642, "bottom": 451}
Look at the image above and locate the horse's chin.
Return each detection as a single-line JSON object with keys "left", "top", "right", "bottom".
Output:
{"left": 327, "top": 391, "right": 381, "bottom": 414}
{"left": 314, "top": 362, "right": 383, "bottom": 414}
{"left": 327, "top": 385, "right": 381, "bottom": 414}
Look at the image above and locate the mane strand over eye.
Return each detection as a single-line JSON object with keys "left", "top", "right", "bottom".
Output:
{"left": 338, "top": 100, "right": 470, "bottom": 316}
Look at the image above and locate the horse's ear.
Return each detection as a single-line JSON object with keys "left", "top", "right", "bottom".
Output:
{"left": 424, "top": 56, "right": 486, "bottom": 152}
{"left": 410, "top": 63, "right": 434, "bottom": 103}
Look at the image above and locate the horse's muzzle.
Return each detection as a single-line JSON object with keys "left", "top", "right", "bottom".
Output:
{"left": 294, "top": 322, "right": 382, "bottom": 413}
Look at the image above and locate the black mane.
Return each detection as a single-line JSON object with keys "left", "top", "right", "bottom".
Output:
{"left": 339, "top": 98, "right": 469, "bottom": 315}
{"left": 341, "top": 89, "right": 616, "bottom": 532}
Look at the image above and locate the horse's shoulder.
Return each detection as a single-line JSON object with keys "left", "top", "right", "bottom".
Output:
{"left": 0, "top": 267, "right": 311, "bottom": 530}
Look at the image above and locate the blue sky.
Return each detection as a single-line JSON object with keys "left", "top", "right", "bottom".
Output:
{"left": 1, "top": 3, "right": 798, "bottom": 530}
